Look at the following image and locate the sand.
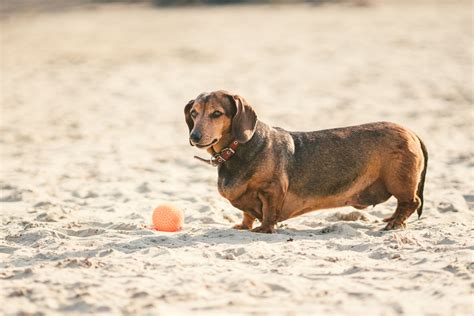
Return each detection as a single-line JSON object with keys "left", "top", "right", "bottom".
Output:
{"left": 1, "top": 1, "right": 473, "bottom": 315}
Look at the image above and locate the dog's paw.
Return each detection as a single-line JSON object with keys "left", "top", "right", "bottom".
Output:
{"left": 233, "top": 223, "right": 251, "bottom": 230}
{"left": 383, "top": 220, "right": 407, "bottom": 230}
{"left": 251, "top": 225, "right": 275, "bottom": 234}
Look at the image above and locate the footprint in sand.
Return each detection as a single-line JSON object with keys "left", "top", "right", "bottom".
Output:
{"left": 319, "top": 223, "right": 363, "bottom": 238}
{"left": 136, "top": 182, "right": 151, "bottom": 193}
{"left": 463, "top": 194, "right": 474, "bottom": 210}
{"left": 327, "top": 211, "right": 378, "bottom": 222}
{"left": 124, "top": 213, "right": 144, "bottom": 220}
{"left": 35, "top": 212, "right": 60, "bottom": 222}
{"left": 265, "top": 282, "right": 290, "bottom": 293}
{"left": 0, "top": 245, "right": 19, "bottom": 254}
{"left": 33, "top": 201, "right": 54, "bottom": 208}
{"left": 216, "top": 247, "right": 247, "bottom": 260}
{"left": 65, "top": 228, "right": 106, "bottom": 237}
{"left": 436, "top": 191, "right": 469, "bottom": 213}
{"left": 71, "top": 190, "right": 99, "bottom": 199}
{"left": 106, "top": 222, "right": 143, "bottom": 231}
{"left": 1, "top": 268, "right": 34, "bottom": 280}
{"left": 6, "top": 230, "right": 68, "bottom": 246}
{"left": 8, "top": 288, "right": 33, "bottom": 298}
{"left": 56, "top": 258, "right": 105, "bottom": 269}
{"left": 0, "top": 184, "right": 23, "bottom": 202}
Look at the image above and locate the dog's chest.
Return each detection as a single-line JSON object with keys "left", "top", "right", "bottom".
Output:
{"left": 217, "top": 169, "right": 248, "bottom": 201}
{"left": 218, "top": 173, "right": 263, "bottom": 220}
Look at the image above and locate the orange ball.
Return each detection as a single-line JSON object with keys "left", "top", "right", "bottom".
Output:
{"left": 152, "top": 204, "right": 184, "bottom": 232}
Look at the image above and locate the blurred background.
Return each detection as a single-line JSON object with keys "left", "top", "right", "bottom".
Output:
{"left": 1, "top": 0, "right": 370, "bottom": 14}
{"left": 2, "top": 0, "right": 472, "bottom": 167}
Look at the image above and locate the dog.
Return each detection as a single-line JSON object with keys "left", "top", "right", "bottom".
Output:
{"left": 184, "top": 90, "right": 428, "bottom": 233}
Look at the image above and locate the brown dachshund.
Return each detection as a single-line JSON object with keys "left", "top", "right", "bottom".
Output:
{"left": 185, "top": 90, "right": 428, "bottom": 233}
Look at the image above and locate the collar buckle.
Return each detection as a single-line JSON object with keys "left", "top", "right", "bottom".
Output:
{"left": 193, "top": 140, "right": 239, "bottom": 167}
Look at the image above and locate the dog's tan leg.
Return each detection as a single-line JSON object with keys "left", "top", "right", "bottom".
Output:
{"left": 384, "top": 197, "right": 421, "bottom": 230}
{"left": 233, "top": 212, "right": 256, "bottom": 230}
{"left": 251, "top": 190, "right": 280, "bottom": 234}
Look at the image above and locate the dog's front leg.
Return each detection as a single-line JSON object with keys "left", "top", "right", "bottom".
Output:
{"left": 233, "top": 212, "right": 256, "bottom": 230}
{"left": 251, "top": 190, "right": 280, "bottom": 234}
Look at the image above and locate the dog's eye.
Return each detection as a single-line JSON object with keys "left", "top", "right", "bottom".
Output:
{"left": 211, "top": 111, "right": 222, "bottom": 118}
{"left": 190, "top": 110, "right": 198, "bottom": 118}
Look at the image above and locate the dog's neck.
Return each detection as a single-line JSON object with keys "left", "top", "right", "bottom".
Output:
{"left": 210, "top": 121, "right": 268, "bottom": 167}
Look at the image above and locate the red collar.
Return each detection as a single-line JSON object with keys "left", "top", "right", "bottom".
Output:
{"left": 194, "top": 140, "right": 239, "bottom": 167}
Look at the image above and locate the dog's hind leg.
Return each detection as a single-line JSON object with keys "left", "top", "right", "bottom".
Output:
{"left": 384, "top": 196, "right": 421, "bottom": 230}
{"left": 383, "top": 162, "right": 422, "bottom": 229}
{"left": 384, "top": 197, "right": 421, "bottom": 230}
{"left": 382, "top": 134, "right": 424, "bottom": 230}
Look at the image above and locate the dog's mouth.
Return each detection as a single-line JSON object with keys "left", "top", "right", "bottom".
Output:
{"left": 195, "top": 139, "right": 218, "bottom": 149}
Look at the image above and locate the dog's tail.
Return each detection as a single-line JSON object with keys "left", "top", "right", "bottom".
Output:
{"left": 416, "top": 136, "right": 428, "bottom": 219}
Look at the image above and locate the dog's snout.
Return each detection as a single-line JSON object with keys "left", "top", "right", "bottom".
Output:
{"left": 190, "top": 131, "right": 202, "bottom": 143}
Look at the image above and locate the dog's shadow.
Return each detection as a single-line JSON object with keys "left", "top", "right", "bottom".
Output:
{"left": 16, "top": 223, "right": 397, "bottom": 266}
{"left": 105, "top": 222, "right": 389, "bottom": 253}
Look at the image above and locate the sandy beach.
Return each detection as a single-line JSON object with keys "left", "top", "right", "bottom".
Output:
{"left": 1, "top": 1, "right": 473, "bottom": 315}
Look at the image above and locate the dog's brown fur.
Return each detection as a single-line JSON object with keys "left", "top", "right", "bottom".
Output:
{"left": 185, "top": 90, "right": 428, "bottom": 233}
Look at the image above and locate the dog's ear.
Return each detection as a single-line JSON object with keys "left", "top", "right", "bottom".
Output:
{"left": 184, "top": 99, "right": 195, "bottom": 132}
{"left": 231, "top": 95, "right": 257, "bottom": 143}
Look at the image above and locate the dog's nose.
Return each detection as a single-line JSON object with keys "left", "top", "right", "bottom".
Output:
{"left": 190, "top": 131, "right": 202, "bottom": 143}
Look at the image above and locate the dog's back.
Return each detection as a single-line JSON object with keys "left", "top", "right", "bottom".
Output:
{"left": 285, "top": 122, "right": 410, "bottom": 196}
{"left": 278, "top": 122, "right": 426, "bottom": 227}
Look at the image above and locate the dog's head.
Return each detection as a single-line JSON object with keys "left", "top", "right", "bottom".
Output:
{"left": 184, "top": 90, "right": 257, "bottom": 149}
